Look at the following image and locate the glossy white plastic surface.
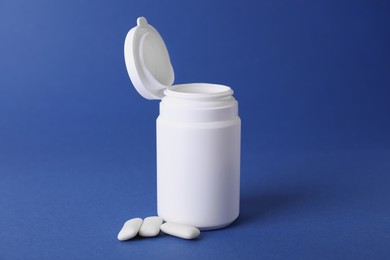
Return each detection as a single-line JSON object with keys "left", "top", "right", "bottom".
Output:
{"left": 117, "top": 218, "right": 143, "bottom": 241}
{"left": 160, "top": 222, "right": 200, "bottom": 240}
{"left": 124, "top": 17, "right": 174, "bottom": 100}
{"left": 139, "top": 216, "right": 163, "bottom": 237}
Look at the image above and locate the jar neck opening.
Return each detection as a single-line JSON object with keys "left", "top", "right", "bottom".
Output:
{"left": 164, "top": 83, "right": 233, "bottom": 100}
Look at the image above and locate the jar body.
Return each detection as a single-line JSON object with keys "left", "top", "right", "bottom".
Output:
{"left": 156, "top": 84, "right": 240, "bottom": 230}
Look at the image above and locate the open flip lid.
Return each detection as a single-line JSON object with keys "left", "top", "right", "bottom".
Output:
{"left": 124, "top": 17, "right": 174, "bottom": 100}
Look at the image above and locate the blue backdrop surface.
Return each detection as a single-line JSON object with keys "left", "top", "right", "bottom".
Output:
{"left": 0, "top": 0, "right": 389, "bottom": 259}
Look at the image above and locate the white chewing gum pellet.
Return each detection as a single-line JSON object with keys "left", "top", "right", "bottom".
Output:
{"left": 117, "top": 218, "right": 143, "bottom": 241}
{"left": 160, "top": 222, "right": 200, "bottom": 240}
{"left": 139, "top": 216, "right": 163, "bottom": 237}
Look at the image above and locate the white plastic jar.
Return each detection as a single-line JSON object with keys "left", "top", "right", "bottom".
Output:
{"left": 124, "top": 18, "right": 241, "bottom": 230}
{"left": 157, "top": 83, "right": 240, "bottom": 229}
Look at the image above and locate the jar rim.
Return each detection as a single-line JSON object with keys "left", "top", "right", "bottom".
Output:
{"left": 164, "top": 83, "right": 233, "bottom": 99}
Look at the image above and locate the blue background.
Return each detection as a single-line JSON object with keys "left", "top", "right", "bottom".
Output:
{"left": 1, "top": 0, "right": 389, "bottom": 259}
